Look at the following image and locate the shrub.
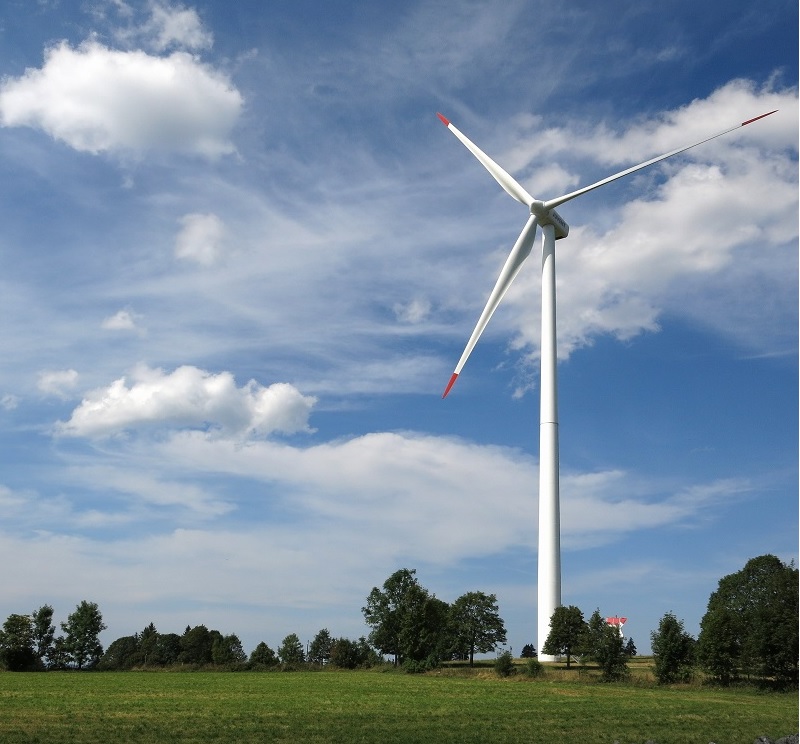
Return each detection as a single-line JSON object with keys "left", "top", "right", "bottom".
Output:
{"left": 524, "top": 658, "right": 544, "bottom": 678}
{"left": 494, "top": 651, "right": 516, "bottom": 677}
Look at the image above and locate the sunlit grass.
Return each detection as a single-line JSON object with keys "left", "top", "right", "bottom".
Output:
{"left": 0, "top": 668, "right": 795, "bottom": 743}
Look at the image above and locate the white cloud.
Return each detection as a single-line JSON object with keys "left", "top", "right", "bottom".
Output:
{"left": 38, "top": 369, "right": 79, "bottom": 398}
{"left": 102, "top": 309, "right": 144, "bottom": 332}
{"left": 0, "top": 427, "right": 751, "bottom": 651}
{"left": 0, "top": 40, "right": 242, "bottom": 157}
{"left": 56, "top": 365, "right": 316, "bottom": 439}
{"left": 144, "top": 1, "right": 214, "bottom": 52}
{"left": 485, "top": 83, "right": 799, "bottom": 366}
{"left": 393, "top": 297, "right": 432, "bottom": 324}
{"left": 65, "top": 465, "right": 233, "bottom": 517}
{"left": 110, "top": 1, "right": 213, "bottom": 53}
{"left": 175, "top": 212, "right": 225, "bottom": 265}
{"left": 0, "top": 394, "right": 19, "bottom": 411}
{"left": 138, "top": 429, "right": 748, "bottom": 563}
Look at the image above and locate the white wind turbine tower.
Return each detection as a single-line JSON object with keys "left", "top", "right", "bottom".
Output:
{"left": 437, "top": 108, "right": 777, "bottom": 661}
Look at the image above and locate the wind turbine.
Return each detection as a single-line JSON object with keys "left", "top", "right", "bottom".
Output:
{"left": 437, "top": 108, "right": 777, "bottom": 661}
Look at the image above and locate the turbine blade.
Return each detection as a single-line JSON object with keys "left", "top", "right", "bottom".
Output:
{"left": 438, "top": 113, "right": 534, "bottom": 207}
{"left": 543, "top": 110, "right": 779, "bottom": 211}
{"left": 443, "top": 216, "right": 539, "bottom": 397}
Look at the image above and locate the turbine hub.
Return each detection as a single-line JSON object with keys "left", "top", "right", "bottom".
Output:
{"left": 530, "top": 201, "right": 569, "bottom": 239}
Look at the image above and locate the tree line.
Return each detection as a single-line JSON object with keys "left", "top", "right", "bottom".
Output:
{"left": 542, "top": 554, "right": 797, "bottom": 687}
{"left": 0, "top": 568, "right": 506, "bottom": 673}
{"left": 1, "top": 555, "right": 795, "bottom": 686}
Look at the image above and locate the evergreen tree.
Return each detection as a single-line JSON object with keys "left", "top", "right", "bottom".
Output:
{"left": 138, "top": 623, "right": 159, "bottom": 666}
{"left": 651, "top": 612, "right": 694, "bottom": 684}
{"left": 308, "top": 628, "right": 334, "bottom": 665}
{"left": 277, "top": 633, "right": 305, "bottom": 667}
{"left": 249, "top": 641, "right": 278, "bottom": 668}
{"left": 580, "top": 610, "right": 628, "bottom": 681}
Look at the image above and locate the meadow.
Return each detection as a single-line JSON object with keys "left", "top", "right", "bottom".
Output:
{"left": 0, "top": 664, "right": 796, "bottom": 743}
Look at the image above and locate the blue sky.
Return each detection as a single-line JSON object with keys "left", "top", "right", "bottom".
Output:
{"left": 0, "top": 0, "right": 796, "bottom": 658}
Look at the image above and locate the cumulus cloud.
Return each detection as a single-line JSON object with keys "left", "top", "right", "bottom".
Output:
{"left": 175, "top": 212, "right": 225, "bottom": 265}
{"left": 490, "top": 82, "right": 798, "bottom": 366}
{"left": 0, "top": 39, "right": 242, "bottom": 157}
{"left": 56, "top": 365, "right": 316, "bottom": 439}
{"left": 38, "top": 369, "right": 79, "bottom": 398}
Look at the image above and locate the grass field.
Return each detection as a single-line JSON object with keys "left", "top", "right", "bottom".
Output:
{"left": 0, "top": 665, "right": 796, "bottom": 743}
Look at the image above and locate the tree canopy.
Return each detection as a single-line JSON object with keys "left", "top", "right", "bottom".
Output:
{"left": 0, "top": 613, "right": 37, "bottom": 671}
{"left": 61, "top": 601, "right": 106, "bottom": 670}
{"left": 542, "top": 605, "right": 585, "bottom": 668}
{"left": 698, "top": 554, "right": 798, "bottom": 686}
{"left": 449, "top": 591, "right": 507, "bottom": 666}
{"left": 651, "top": 612, "right": 694, "bottom": 684}
{"left": 362, "top": 568, "right": 449, "bottom": 667}
{"left": 580, "top": 609, "right": 628, "bottom": 681}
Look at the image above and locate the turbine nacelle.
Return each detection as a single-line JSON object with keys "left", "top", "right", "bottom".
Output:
{"left": 531, "top": 201, "right": 569, "bottom": 239}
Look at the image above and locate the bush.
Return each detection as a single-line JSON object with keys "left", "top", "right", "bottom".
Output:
{"left": 524, "top": 658, "right": 544, "bottom": 678}
{"left": 402, "top": 657, "right": 438, "bottom": 674}
{"left": 494, "top": 651, "right": 516, "bottom": 677}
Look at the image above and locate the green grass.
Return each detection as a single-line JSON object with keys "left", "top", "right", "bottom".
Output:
{"left": 0, "top": 668, "right": 796, "bottom": 743}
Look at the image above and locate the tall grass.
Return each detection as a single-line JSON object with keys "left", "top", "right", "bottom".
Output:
{"left": 0, "top": 668, "right": 795, "bottom": 743}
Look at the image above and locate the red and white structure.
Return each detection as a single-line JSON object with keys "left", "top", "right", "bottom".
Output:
{"left": 436, "top": 109, "right": 777, "bottom": 661}
{"left": 606, "top": 616, "right": 628, "bottom": 638}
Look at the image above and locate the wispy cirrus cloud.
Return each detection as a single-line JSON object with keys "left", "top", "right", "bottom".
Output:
{"left": 175, "top": 213, "right": 226, "bottom": 265}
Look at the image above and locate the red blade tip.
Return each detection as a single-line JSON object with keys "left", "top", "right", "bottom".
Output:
{"left": 442, "top": 372, "right": 459, "bottom": 398}
{"left": 437, "top": 112, "right": 450, "bottom": 127}
{"left": 742, "top": 110, "right": 778, "bottom": 126}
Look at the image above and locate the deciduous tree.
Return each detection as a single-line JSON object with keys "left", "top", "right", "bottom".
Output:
{"left": 179, "top": 625, "right": 215, "bottom": 665}
{"left": 31, "top": 605, "right": 55, "bottom": 666}
{"left": 0, "top": 613, "right": 37, "bottom": 671}
{"left": 60, "top": 601, "right": 106, "bottom": 670}
{"left": 698, "top": 554, "right": 798, "bottom": 686}
{"left": 363, "top": 568, "right": 420, "bottom": 665}
{"left": 97, "top": 635, "right": 140, "bottom": 671}
{"left": 363, "top": 568, "right": 449, "bottom": 667}
{"left": 542, "top": 605, "right": 585, "bottom": 668}
{"left": 449, "top": 591, "right": 507, "bottom": 666}
{"left": 211, "top": 634, "right": 246, "bottom": 666}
